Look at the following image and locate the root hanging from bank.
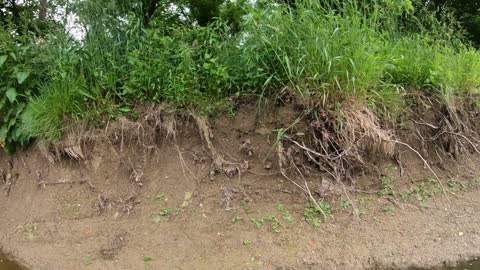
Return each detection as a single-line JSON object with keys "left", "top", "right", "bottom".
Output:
{"left": 414, "top": 95, "right": 480, "bottom": 160}
{"left": 275, "top": 102, "right": 460, "bottom": 208}
{"left": 190, "top": 112, "right": 245, "bottom": 178}
{"left": 302, "top": 104, "right": 395, "bottom": 183}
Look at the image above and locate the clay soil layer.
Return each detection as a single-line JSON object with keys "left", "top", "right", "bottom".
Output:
{"left": 1, "top": 106, "right": 480, "bottom": 270}
{"left": 0, "top": 147, "right": 479, "bottom": 270}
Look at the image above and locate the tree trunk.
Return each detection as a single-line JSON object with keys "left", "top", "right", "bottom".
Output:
{"left": 39, "top": 0, "right": 47, "bottom": 20}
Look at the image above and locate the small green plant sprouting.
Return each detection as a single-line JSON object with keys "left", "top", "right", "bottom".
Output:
{"left": 341, "top": 200, "right": 353, "bottom": 209}
{"left": 413, "top": 180, "right": 441, "bottom": 205}
{"left": 304, "top": 208, "right": 321, "bottom": 227}
{"left": 151, "top": 208, "right": 173, "bottom": 223}
{"left": 282, "top": 211, "right": 294, "bottom": 223}
{"left": 143, "top": 256, "right": 153, "bottom": 262}
{"left": 159, "top": 208, "right": 172, "bottom": 217}
{"left": 383, "top": 206, "right": 395, "bottom": 213}
{"left": 266, "top": 214, "right": 282, "bottom": 234}
{"left": 243, "top": 240, "right": 252, "bottom": 247}
{"left": 240, "top": 200, "right": 251, "bottom": 211}
{"left": 83, "top": 256, "right": 93, "bottom": 265}
{"left": 358, "top": 198, "right": 366, "bottom": 206}
{"left": 250, "top": 217, "right": 264, "bottom": 228}
{"left": 231, "top": 216, "right": 244, "bottom": 223}
{"left": 395, "top": 178, "right": 442, "bottom": 205}
{"left": 153, "top": 194, "right": 166, "bottom": 201}
{"left": 277, "top": 203, "right": 294, "bottom": 223}
{"left": 379, "top": 176, "right": 395, "bottom": 196}
{"left": 399, "top": 191, "right": 411, "bottom": 203}
{"left": 251, "top": 214, "right": 282, "bottom": 233}
{"left": 353, "top": 209, "right": 367, "bottom": 216}
{"left": 304, "top": 199, "right": 331, "bottom": 227}
{"left": 448, "top": 179, "right": 467, "bottom": 192}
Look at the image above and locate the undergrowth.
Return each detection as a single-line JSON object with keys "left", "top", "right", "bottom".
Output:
{"left": 1, "top": 0, "right": 480, "bottom": 152}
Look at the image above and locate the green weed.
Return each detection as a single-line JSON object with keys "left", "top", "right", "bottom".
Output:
{"left": 2, "top": 0, "right": 480, "bottom": 154}
{"left": 277, "top": 203, "right": 294, "bottom": 223}
{"left": 379, "top": 176, "right": 396, "bottom": 197}
{"left": 151, "top": 208, "right": 174, "bottom": 223}
{"left": 341, "top": 200, "right": 353, "bottom": 209}
{"left": 304, "top": 199, "right": 331, "bottom": 227}
{"left": 143, "top": 256, "right": 153, "bottom": 262}
{"left": 251, "top": 213, "right": 282, "bottom": 233}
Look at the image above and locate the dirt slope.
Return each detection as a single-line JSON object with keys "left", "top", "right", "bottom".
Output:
{"left": 1, "top": 106, "right": 480, "bottom": 270}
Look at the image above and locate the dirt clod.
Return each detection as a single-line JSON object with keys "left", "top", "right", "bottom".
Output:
{"left": 99, "top": 233, "right": 127, "bottom": 260}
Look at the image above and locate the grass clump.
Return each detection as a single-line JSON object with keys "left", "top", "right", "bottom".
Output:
{"left": 21, "top": 80, "right": 83, "bottom": 142}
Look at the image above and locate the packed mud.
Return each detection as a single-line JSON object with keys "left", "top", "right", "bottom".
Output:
{"left": 1, "top": 103, "right": 480, "bottom": 270}
{"left": 0, "top": 254, "right": 22, "bottom": 270}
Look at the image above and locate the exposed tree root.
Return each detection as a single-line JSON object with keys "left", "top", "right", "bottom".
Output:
{"left": 273, "top": 100, "right": 480, "bottom": 210}
{"left": 190, "top": 112, "right": 245, "bottom": 178}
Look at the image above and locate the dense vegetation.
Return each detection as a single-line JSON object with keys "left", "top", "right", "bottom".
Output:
{"left": 1, "top": 0, "right": 480, "bottom": 154}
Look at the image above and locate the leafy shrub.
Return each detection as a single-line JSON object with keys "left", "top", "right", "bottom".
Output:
{"left": 125, "top": 21, "right": 234, "bottom": 107}
{"left": 0, "top": 31, "right": 34, "bottom": 154}
{"left": 1, "top": 0, "right": 480, "bottom": 153}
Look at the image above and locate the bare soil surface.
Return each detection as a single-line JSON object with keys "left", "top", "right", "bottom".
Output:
{"left": 1, "top": 106, "right": 480, "bottom": 270}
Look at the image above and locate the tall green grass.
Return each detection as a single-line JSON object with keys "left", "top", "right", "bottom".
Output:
{"left": 9, "top": 0, "right": 480, "bottom": 146}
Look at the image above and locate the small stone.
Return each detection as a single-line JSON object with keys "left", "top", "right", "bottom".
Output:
{"left": 459, "top": 232, "right": 464, "bottom": 236}
{"left": 264, "top": 161, "right": 273, "bottom": 170}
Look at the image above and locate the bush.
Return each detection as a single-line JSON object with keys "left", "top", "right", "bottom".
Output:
{"left": 0, "top": 30, "right": 35, "bottom": 154}
{"left": 1, "top": 0, "right": 480, "bottom": 153}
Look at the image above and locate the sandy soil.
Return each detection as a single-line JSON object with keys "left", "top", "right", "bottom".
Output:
{"left": 1, "top": 106, "right": 480, "bottom": 270}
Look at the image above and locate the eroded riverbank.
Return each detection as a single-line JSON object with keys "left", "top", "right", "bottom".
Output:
{"left": 2, "top": 110, "right": 480, "bottom": 270}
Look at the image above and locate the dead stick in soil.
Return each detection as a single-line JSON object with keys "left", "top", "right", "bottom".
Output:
{"left": 277, "top": 141, "right": 308, "bottom": 194}
{"left": 290, "top": 160, "right": 328, "bottom": 220}
{"left": 388, "top": 139, "right": 451, "bottom": 205}
{"left": 38, "top": 179, "right": 87, "bottom": 188}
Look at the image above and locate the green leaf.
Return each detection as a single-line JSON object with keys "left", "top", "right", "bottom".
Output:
{"left": 118, "top": 107, "right": 131, "bottom": 113}
{"left": 78, "top": 89, "right": 96, "bottom": 100}
{"left": 143, "top": 257, "right": 153, "bottom": 262}
{"left": 0, "top": 126, "right": 7, "bottom": 139}
{"left": 16, "top": 71, "right": 30, "bottom": 84}
{"left": 6, "top": 88, "right": 17, "bottom": 103}
{"left": 0, "top": 55, "right": 7, "bottom": 67}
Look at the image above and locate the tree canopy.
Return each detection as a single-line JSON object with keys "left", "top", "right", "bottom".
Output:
{"left": 428, "top": 0, "right": 480, "bottom": 45}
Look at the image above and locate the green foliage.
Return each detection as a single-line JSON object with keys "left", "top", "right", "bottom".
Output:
{"left": 21, "top": 80, "right": 83, "bottom": 142}
{"left": 0, "top": 30, "right": 34, "bottom": 154}
{"left": 427, "top": 0, "right": 480, "bottom": 46}
{"left": 250, "top": 213, "right": 282, "bottom": 233}
{"left": 2, "top": 0, "right": 480, "bottom": 154}
{"left": 125, "top": 21, "right": 233, "bottom": 107}
{"left": 304, "top": 199, "right": 331, "bottom": 227}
